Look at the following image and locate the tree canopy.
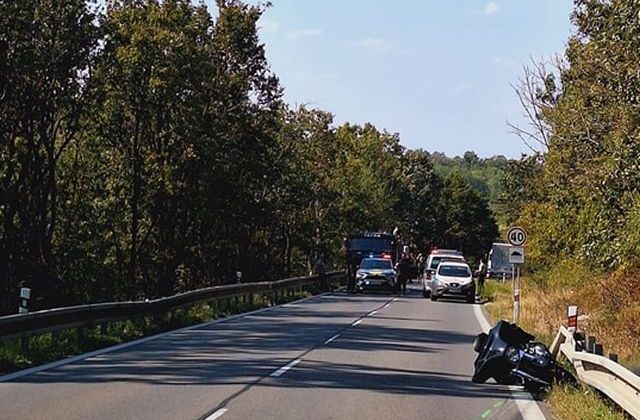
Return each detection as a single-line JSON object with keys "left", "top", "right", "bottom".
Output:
{"left": 502, "top": 0, "right": 640, "bottom": 272}
{"left": 0, "top": 0, "right": 499, "bottom": 313}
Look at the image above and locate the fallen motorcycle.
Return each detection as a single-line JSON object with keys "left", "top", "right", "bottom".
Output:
{"left": 472, "top": 320, "right": 570, "bottom": 392}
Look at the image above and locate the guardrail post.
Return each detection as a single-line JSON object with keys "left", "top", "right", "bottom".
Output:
{"left": 78, "top": 328, "right": 87, "bottom": 348}
{"left": 20, "top": 335, "right": 30, "bottom": 352}
{"left": 609, "top": 353, "right": 619, "bottom": 362}
{"left": 586, "top": 336, "right": 597, "bottom": 353}
{"left": 594, "top": 343, "right": 604, "bottom": 356}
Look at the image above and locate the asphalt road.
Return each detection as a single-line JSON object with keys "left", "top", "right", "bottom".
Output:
{"left": 0, "top": 285, "right": 544, "bottom": 420}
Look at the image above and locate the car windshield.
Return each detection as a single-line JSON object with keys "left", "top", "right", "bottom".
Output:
{"left": 438, "top": 265, "right": 471, "bottom": 277}
{"left": 360, "top": 259, "right": 392, "bottom": 269}
{"left": 430, "top": 255, "right": 463, "bottom": 269}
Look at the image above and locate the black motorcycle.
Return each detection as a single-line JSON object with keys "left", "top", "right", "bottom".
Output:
{"left": 472, "top": 320, "right": 567, "bottom": 393}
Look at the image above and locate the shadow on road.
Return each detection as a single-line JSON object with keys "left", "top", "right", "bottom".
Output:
{"left": 8, "top": 291, "right": 509, "bottom": 401}
{"left": 263, "top": 358, "right": 513, "bottom": 400}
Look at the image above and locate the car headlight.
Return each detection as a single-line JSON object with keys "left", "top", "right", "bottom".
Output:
{"left": 356, "top": 272, "right": 366, "bottom": 278}
{"left": 505, "top": 346, "right": 521, "bottom": 366}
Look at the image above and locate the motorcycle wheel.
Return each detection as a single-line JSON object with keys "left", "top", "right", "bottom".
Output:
{"left": 524, "top": 380, "right": 545, "bottom": 394}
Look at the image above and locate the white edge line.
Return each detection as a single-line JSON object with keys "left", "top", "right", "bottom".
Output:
{"left": 0, "top": 291, "right": 334, "bottom": 383}
{"left": 472, "top": 304, "right": 547, "bottom": 420}
{"left": 205, "top": 408, "right": 228, "bottom": 420}
{"left": 270, "top": 358, "right": 302, "bottom": 377}
{"left": 324, "top": 334, "right": 340, "bottom": 345}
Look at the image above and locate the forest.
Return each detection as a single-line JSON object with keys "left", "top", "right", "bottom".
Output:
{"left": 0, "top": 0, "right": 499, "bottom": 314}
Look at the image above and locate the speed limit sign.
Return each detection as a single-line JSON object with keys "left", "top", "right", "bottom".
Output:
{"left": 507, "top": 226, "right": 527, "bottom": 246}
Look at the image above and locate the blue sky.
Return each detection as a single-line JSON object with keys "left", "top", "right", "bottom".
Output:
{"left": 211, "top": 1, "right": 575, "bottom": 158}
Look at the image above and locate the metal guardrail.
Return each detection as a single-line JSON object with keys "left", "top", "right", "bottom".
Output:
{"left": 550, "top": 324, "right": 640, "bottom": 419}
{"left": 0, "top": 270, "right": 346, "bottom": 344}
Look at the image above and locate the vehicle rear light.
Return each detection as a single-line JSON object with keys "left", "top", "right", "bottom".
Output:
{"left": 426, "top": 271, "right": 431, "bottom": 280}
{"left": 381, "top": 253, "right": 391, "bottom": 259}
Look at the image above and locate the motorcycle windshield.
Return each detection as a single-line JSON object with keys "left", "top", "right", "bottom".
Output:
{"left": 472, "top": 320, "right": 534, "bottom": 383}
{"left": 498, "top": 321, "right": 534, "bottom": 345}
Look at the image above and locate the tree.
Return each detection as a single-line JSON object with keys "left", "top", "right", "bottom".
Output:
{"left": 0, "top": 0, "right": 98, "bottom": 311}
{"left": 439, "top": 172, "right": 498, "bottom": 262}
{"left": 394, "top": 149, "right": 444, "bottom": 252}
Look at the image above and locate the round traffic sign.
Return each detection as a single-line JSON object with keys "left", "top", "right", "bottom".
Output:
{"left": 506, "top": 226, "right": 527, "bottom": 246}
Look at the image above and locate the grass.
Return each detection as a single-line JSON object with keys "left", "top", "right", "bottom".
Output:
{"left": 0, "top": 288, "right": 315, "bottom": 376}
{"left": 481, "top": 261, "right": 638, "bottom": 420}
{"left": 548, "top": 384, "right": 627, "bottom": 420}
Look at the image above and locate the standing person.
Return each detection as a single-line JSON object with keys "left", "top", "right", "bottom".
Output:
{"left": 396, "top": 253, "right": 411, "bottom": 295}
{"left": 416, "top": 253, "right": 425, "bottom": 281}
{"left": 477, "top": 258, "right": 487, "bottom": 298}
{"left": 314, "top": 254, "right": 328, "bottom": 292}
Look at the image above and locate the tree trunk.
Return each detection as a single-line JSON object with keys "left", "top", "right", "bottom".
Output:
{"left": 128, "top": 118, "right": 142, "bottom": 297}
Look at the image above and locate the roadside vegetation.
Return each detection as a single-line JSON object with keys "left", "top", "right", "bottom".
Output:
{"left": 483, "top": 263, "right": 638, "bottom": 420}
{"left": 485, "top": 1, "right": 640, "bottom": 418}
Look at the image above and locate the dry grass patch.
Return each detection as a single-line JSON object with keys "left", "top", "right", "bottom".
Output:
{"left": 485, "top": 261, "right": 640, "bottom": 365}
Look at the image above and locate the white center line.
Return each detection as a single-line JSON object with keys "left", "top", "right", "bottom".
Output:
{"left": 205, "top": 408, "right": 228, "bottom": 420}
{"left": 324, "top": 334, "right": 340, "bottom": 345}
{"left": 383, "top": 303, "right": 391, "bottom": 309}
{"left": 352, "top": 319, "right": 363, "bottom": 326}
{"left": 270, "top": 358, "right": 302, "bottom": 377}
{"left": 392, "top": 297, "right": 399, "bottom": 302}
{"left": 369, "top": 310, "right": 378, "bottom": 316}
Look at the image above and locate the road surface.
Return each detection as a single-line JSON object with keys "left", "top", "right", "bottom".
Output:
{"left": 0, "top": 285, "right": 546, "bottom": 420}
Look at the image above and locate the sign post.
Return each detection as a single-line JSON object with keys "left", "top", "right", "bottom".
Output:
{"left": 506, "top": 227, "right": 527, "bottom": 324}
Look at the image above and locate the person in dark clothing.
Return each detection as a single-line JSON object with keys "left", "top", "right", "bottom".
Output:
{"left": 477, "top": 259, "right": 487, "bottom": 298}
{"left": 396, "top": 254, "right": 411, "bottom": 295}
{"left": 314, "top": 254, "right": 329, "bottom": 292}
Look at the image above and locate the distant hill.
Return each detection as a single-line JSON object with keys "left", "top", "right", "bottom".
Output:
{"left": 430, "top": 151, "right": 509, "bottom": 207}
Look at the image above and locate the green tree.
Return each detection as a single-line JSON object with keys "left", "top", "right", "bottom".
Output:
{"left": 394, "top": 149, "right": 444, "bottom": 252}
{"left": 510, "top": 0, "right": 640, "bottom": 270}
{"left": 439, "top": 172, "right": 499, "bottom": 261}
{"left": 0, "top": 0, "right": 98, "bottom": 310}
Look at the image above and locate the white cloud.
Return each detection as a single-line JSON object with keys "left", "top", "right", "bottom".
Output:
{"left": 258, "top": 19, "right": 279, "bottom": 34}
{"left": 454, "top": 83, "right": 471, "bottom": 93}
{"left": 349, "top": 37, "right": 394, "bottom": 53}
{"left": 481, "top": 2, "right": 500, "bottom": 15}
{"left": 286, "top": 28, "right": 324, "bottom": 40}
{"left": 492, "top": 56, "right": 516, "bottom": 67}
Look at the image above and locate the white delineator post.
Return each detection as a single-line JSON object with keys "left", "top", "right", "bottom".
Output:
{"left": 567, "top": 305, "right": 578, "bottom": 333}
{"left": 18, "top": 287, "right": 31, "bottom": 314}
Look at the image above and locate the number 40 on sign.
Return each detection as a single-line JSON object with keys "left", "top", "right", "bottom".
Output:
{"left": 507, "top": 226, "right": 527, "bottom": 247}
